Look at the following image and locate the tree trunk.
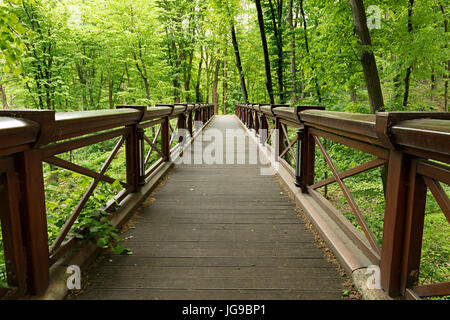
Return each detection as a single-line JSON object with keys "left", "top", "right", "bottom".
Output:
{"left": 195, "top": 46, "right": 204, "bottom": 102}
{"left": 350, "top": 88, "right": 357, "bottom": 103}
{"left": 349, "top": 0, "right": 385, "bottom": 113}
{"left": 107, "top": 47, "right": 114, "bottom": 109}
{"left": 268, "top": 0, "right": 284, "bottom": 103}
{"left": 440, "top": 4, "right": 448, "bottom": 111}
{"left": 288, "top": 0, "right": 298, "bottom": 103}
{"left": 212, "top": 58, "right": 221, "bottom": 114}
{"left": 403, "top": 0, "right": 414, "bottom": 108}
{"left": 205, "top": 50, "right": 211, "bottom": 103}
{"left": 184, "top": 50, "right": 194, "bottom": 102}
{"left": 255, "top": 0, "right": 275, "bottom": 104}
{"left": 231, "top": 24, "right": 249, "bottom": 103}
{"left": 0, "top": 76, "right": 8, "bottom": 108}
{"left": 223, "top": 47, "right": 228, "bottom": 115}
{"left": 300, "top": 0, "right": 321, "bottom": 103}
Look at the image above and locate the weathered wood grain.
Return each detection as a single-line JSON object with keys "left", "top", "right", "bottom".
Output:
{"left": 74, "top": 116, "right": 346, "bottom": 300}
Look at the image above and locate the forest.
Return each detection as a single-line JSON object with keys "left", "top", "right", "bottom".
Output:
{"left": 0, "top": 0, "right": 448, "bottom": 113}
{"left": 0, "top": 0, "right": 448, "bottom": 298}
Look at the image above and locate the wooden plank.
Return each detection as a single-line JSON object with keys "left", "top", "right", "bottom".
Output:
{"left": 77, "top": 288, "right": 342, "bottom": 300}
{"left": 411, "top": 282, "right": 450, "bottom": 298}
{"left": 75, "top": 116, "right": 348, "bottom": 300}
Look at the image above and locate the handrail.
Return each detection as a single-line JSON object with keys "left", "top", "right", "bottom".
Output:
{"left": 0, "top": 117, "right": 40, "bottom": 156}
{"left": 235, "top": 103, "right": 450, "bottom": 300}
{"left": 0, "top": 103, "right": 215, "bottom": 298}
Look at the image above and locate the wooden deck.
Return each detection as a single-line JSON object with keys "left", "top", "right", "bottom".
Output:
{"left": 73, "top": 116, "right": 347, "bottom": 300}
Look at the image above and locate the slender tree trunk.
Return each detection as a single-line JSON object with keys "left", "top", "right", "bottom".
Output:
{"left": 205, "top": 50, "right": 211, "bottom": 103}
{"left": 195, "top": 46, "right": 204, "bottom": 102}
{"left": 440, "top": 4, "right": 448, "bottom": 111}
{"left": 349, "top": 0, "right": 387, "bottom": 196}
{"left": 431, "top": 72, "right": 436, "bottom": 102}
{"left": 0, "top": 76, "right": 8, "bottom": 108}
{"left": 403, "top": 0, "right": 414, "bottom": 108}
{"left": 107, "top": 47, "right": 114, "bottom": 109}
{"left": 97, "top": 72, "right": 104, "bottom": 106}
{"left": 255, "top": 0, "right": 275, "bottom": 104}
{"left": 184, "top": 50, "right": 194, "bottom": 102}
{"left": 212, "top": 58, "right": 221, "bottom": 114}
{"left": 300, "top": 0, "right": 321, "bottom": 103}
{"left": 231, "top": 24, "right": 249, "bottom": 103}
{"left": 268, "top": 0, "right": 284, "bottom": 103}
{"left": 288, "top": 0, "right": 298, "bottom": 103}
{"left": 223, "top": 47, "right": 228, "bottom": 115}
{"left": 350, "top": 88, "right": 357, "bottom": 103}
{"left": 131, "top": 6, "right": 151, "bottom": 102}
{"left": 349, "top": 0, "right": 385, "bottom": 113}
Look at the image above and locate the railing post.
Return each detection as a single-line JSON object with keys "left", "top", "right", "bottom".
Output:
{"left": 125, "top": 124, "right": 140, "bottom": 191}
{"left": 4, "top": 111, "right": 55, "bottom": 295}
{"left": 187, "top": 110, "right": 193, "bottom": 138}
{"left": 118, "top": 106, "right": 147, "bottom": 189}
{"left": 194, "top": 107, "right": 201, "bottom": 132}
{"left": 177, "top": 113, "right": 186, "bottom": 152}
{"left": 380, "top": 150, "right": 411, "bottom": 296}
{"left": 300, "top": 125, "right": 315, "bottom": 193}
{"left": 254, "top": 110, "right": 260, "bottom": 134}
{"left": 295, "top": 127, "right": 305, "bottom": 188}
{"left": 245, "top": 108, "right": 249, "bottom": 127}
{"left": 137, "top": 127, "right": 146, "bottom": 186}
{"left": 161, "top": 116, "right": 170, "bottom": 161}
{"left": 15, "top": 148, "right": 49, "bottom": 295}
{"left": 400, "top": 159, "right": 427, "bottom": 295}
{"left": 275, "top": 117, "right": 284, "bottom": 161}
{"left": 0, "top": 158, "right": 27, "bottom": 297}
{"left": 260, "top": 114, "right": 267, "bottom": 145}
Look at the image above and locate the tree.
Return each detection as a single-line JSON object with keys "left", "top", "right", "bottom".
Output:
{"left": 255, "top": 0, "right": 275, "bottom": 104}
{"left": 231, "top": 24, "right": 249, "bottom": 103}
{"left": 349, "top": 0, "right": 384, "bottom": 113}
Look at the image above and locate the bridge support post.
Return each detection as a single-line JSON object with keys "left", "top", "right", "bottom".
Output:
{"left": 1, "top": 110, "right": 56, "bottom": 295}
{"left": 137, "top": 127, "right": 146, "bottom": 186}
{"left": 274, "top": 117, "right": 284, "bottom": 161}
{"left": 161, "top": 116, "right": 170, "bottom": 162}
{"left": 254, "top": 110, "right": 260, "bottom": 134}
{"left": 15, "top": 148, "right": 50, "bottom": 295}
{"left": 187, "top": 110, "right": 193, "bottom": 138}
{"left": 260, "top": 114, "right": 267, "bottom": 145}
{"left": 300, "top": 126, "right": 315, "bottom": 193}
{"left": 177, "top": 113, "right": 186, "bottom": 155}
{"left": 399, "top": 159, "right": 427, "bottom": 296}
{"left": 295, "top": 128, "right": 305, "bottom": 188}
{"left": 380, "top": 151, "right": 412, "bottom": 297}
{"left": 194, "top": 108, "right": 201, "bottom": 132}
{"left": 0, "top": 158, "right": 27, "bottom": 297}
{"left": 126, "top": 124, "right": 141, "bottom": 190}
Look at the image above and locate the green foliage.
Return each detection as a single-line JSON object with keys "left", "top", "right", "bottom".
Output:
{"left": 0, "top": 0, "right": 31, "bottom": 76}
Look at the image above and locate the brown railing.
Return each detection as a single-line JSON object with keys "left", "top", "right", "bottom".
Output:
{"left": 0, "top": 103, "right": 214, "bottom": 298}
{"left": 236, "top": 103, "right": 450, "bottom": 299}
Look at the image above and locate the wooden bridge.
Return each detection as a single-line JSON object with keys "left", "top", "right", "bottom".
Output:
{"left": 0, "top": 104, "right": 449, "bottom": 300}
